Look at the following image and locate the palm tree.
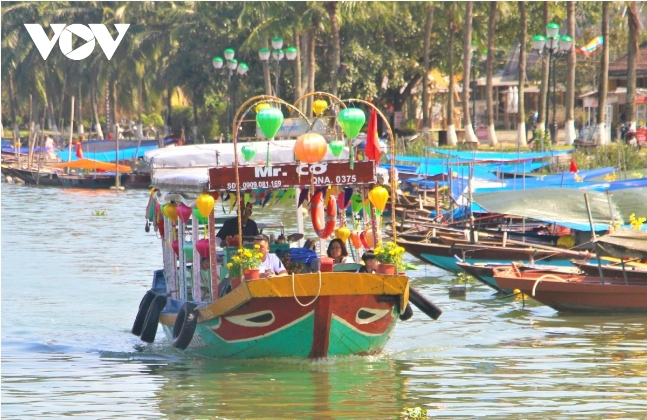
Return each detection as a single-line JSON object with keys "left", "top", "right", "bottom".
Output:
{"left": 325, "top": 1, "right": 340, "bottom": 97}
{"left": 537, "top": 2, "right": 549, "bottom": 136}
{"left": 485, "top": 1, "right": 498, "bottom": 146}
{"left": 462, "top": 1, "right": 478, "bottom": 143}
{"left": 626, "top": 2, "right": 641, "bottom": 132}
{"left": 517, "top": 1, "right": 527, "bottom": 148}
{"left": 596, "top": 2, "right": 609, "bottom": 145}
{"left": 446, "top": 3, "right": 458, "bottom": 146}
{"left": 564, "top": 1, "right": 576, "bottom": 145}
{"left": 422, "top": 3, "right": 434, "bottom": 133}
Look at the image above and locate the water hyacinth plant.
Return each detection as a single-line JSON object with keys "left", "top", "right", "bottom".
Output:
{"left": 227, "top": 245, "right": 264, "bottom": 278}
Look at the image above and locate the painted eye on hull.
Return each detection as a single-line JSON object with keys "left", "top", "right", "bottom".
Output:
{"left": 355, "top": 308, "right": 390, "bottom": 324}
{"left": 224, "top": 310, "right": 275, "bottom": 327}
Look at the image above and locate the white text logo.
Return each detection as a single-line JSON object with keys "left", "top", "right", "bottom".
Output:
{"left": 24, "top": 23, "right": 130, "bottom": 60}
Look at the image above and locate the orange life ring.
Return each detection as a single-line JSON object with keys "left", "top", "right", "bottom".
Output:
{"left": 311, "top": 192, "right": 337, "bottom": 239}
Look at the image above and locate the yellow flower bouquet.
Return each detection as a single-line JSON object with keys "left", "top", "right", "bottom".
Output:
{"left": 227, "top": 244, "right": 264, "bottom": 279}
{"left": 374, "top": 241, "right": 405, "bottom": 273}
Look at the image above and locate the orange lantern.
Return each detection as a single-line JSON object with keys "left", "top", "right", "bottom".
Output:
{"left": 163, "top": 202, "right": 179, "bottom": 222}
{"left": 312, "top": 99, "right": 328, "bottom": 116}
{"left": 349, "top": 230, "right": 362, "bottom": 249}
{"left": 368, "top": 186, "right": 389, "bottom": 213}
{"left": 360, "top": 229, "right": 375, "bottom": 248}
{"left": 335, "top": 226, "right": 351, "bottom": 242}
{"left": 294, "top": 132, "right": 328, "bottom": 164}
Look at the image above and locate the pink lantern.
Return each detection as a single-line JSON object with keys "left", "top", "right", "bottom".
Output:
{"left": 177, "top": 204, "right": 193, "bottom": 224}
{"left": 196, "top": 239, "right": 210, "bottom": 258}
{"left": 172, "top": 240, "right": 179, "bottom": 256}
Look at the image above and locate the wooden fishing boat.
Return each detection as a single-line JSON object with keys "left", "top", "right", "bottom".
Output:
{"left": 570, "top": 259, "right": 647, "bottom": 283}
{"left": 53, "top": 159, "right": 132, "bottom": 189}
{"left": 492, "top": 265, "right": 647, "bottom": 313}
{"left": 0, "top": 165, "right": 62, "bottom": 186}
{"left": 131, "top": 94, "right": 441, "bottom": 359}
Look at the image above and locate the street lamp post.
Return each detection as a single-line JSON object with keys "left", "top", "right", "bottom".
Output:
{"left": 259, "top": 37, "right": 297, "bottom": 99}
{"left": 213, "top": 48, "right": 249, "bottom": 141}
{"left": 533, "top": 23, "right": 572, "bottom": 143}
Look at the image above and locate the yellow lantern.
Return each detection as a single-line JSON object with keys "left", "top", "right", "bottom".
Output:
{"left": 335, "top": 226, "right": 351, "bottom": 242}
{"left": 195, "top": 193, "right": 215, "bottom": 218}
{"left": 163, "top": 202, "right": 179, "bottom": 222}
{"left": 368, "top": 186, "right": 389, "bottom": 213}
{"left": 294, "top": 132, "right": 328, "bottom": 164}
{"left": 312, "top": 99, "right": 328, "bottom": 116}
{"left": 255, "top": 102, "right": 270, "bottom": 114}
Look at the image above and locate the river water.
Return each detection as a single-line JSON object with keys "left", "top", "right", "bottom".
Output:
{"left": 2, "top": 184, "right": 646, "bottom": 419}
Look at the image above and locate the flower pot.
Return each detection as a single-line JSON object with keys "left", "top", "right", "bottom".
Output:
{"left": 230, "top": 277, "right": 242, "bottom": 289}
{"left": 244, "top": 269, "right": 260, "bottom": 280}
{"left": 377, "top": 264, "right": 396, "bottom": 275}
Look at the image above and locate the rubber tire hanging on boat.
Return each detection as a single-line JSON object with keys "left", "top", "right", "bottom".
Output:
{"left": 399, "top": 303, "right": 414, "bottom": 321}
{"left": 172, "top": 302, "right": 199, "bottom": 350}
{"left": 139, "top": 295, "right": 167, "bottom": 343}
{"left": 131, "top": 290, "right": 156, "bottom": 336}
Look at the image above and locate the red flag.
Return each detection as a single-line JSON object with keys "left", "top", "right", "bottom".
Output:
{"left": 365, "top": 108, "right": 381, "bottom": 162}
{"left": 569, "top": 157, "right": 578, "bottom": 173}
{"left": 75, "top": 142, "right": 84, "bottom": 159}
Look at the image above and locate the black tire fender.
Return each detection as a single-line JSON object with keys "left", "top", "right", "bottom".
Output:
{"left": 131, "top": 290, "right": 156, "bottom": 336}
{"left": 172, "top": 302, "right": 199, "bottom": 350}
{"left": 139, "top": 295, "right": 167, "bottom": 344}
{"left": 399, "top": 302, "right": 414, "bottom": 321}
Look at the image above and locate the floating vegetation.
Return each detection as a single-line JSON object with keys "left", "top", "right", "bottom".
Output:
{"left": 402, "top": 407, "right": 428, "bottom": 419}
{"left": 92, "top": 210, "right": 107, "bottom": 216}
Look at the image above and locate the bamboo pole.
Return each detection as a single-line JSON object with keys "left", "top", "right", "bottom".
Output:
{"left": 66, "top": 96, "right": 75, "bottom": 173}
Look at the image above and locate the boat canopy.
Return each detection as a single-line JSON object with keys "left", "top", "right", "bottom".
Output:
{"left": 52, "top": 158, "right": 132, "bottom": 173}
{"left": 472, "top": 187, "right": 647, "bottom": 231}
{"left": 596, "top": 229, "right": 647, "bottom": 259}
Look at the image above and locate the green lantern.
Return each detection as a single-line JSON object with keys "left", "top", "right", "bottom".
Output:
{"left": 193, "top": 208, "right": 208, "bottom": 224}
{"left": 329, "top": 140, "right": 344, "bottom": 157}
{"left": 256, "top": 107, "right": 284, "bottom": 139}
{"left": 350, "top": 193, "right": 364, "bottom": 213}
{"left": 338, "top": 108, "right": 365, "bottom": 139}
{"left": 242, "top": 144, "right": 256, "bottom": 162}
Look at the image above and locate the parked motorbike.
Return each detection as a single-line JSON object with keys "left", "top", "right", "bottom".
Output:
{"left": 620, "top": 123, "right": 638, "bottom": 147}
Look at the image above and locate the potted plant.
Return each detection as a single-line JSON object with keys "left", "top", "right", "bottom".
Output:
{"left": 226, "top": 245, "right": 264, "bottom": 288}
{"left": 374, "top": 241, "right": 405, "bottom": 275}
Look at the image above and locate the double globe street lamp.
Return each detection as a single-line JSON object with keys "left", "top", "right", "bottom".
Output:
{"left": 259, "top": 37, "right": 297, "bottom": 99}
{"left": 533, "top": 23, "right": 572, "bottom": 143}
{"left": 213, "top": 48, "right": 249, "bottom": 140}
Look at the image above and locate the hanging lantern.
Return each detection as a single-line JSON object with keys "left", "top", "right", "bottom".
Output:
{"left": 335, "top": 226, "right": 351, "bottom": 242}
{"left": 360, "top": 229, "right": 375, "bottom": 249}
{"left": 350, "top": 193, "right": 364, "bottom": 213}
{"left": 255, "top": 102, "right": 270, "bottom": 114}
{"left": 312, "top": 99, "right": 328, "bottom": 116}
{"left": 177, "top": 204, "right": 193, "bottom": 224}
{"left": 350, "top": 230, "right": 362, "bottom": 249}
{"left": 196, "top": 238, "right": 210, "bottom": 258}
{"left": 294, "top": 132, "right": 328, "bottom": 164}
{"left": 157, "top": 218, "right": 165, "bottom": 237}
{"left": 328, "top": 140, "right": 344, "bottom": 157}
{"left": 183, "top": 242, "right": 193, "bottom": 259}
{"left": 172, "top": 240, "right": 179, "bottom": 256}
{"left": 338, "top": 108, "right": 366, "bottom": 139}
{"left": 256, "top": 107, "right": 284, "bottom": 139}
{"left": 193, "top": 208, "right": 208, "bottom": 224}
{"left": 163, "top": 202, "right": 179, "bottom": 222}
{"left": 196, "top": 194, "right": 215, "bottom": 218}
{"left": 242, "top": 144, "right": 256, "bottom": 162}
{"left": 368, "top": 186, "right": 389, "bottom": 213}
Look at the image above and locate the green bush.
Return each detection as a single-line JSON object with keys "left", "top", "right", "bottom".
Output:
{"left": 573, "top": 144, "right": 647, "bottom": 171}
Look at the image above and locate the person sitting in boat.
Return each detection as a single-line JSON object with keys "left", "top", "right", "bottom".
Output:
{"left": 357, "top": 250, "right": 378, "bottom": 273}
{"left": 327, "top": 239, "right": 353, "bottom": 265}
{"left": 254, "top": 234, "right": 288, "bottom": 278}
{"left": 216, "top": 201, "right": 259, "bottom": 247}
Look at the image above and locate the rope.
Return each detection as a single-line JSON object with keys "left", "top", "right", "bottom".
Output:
{"left": 291, "top": 272, "right": 321, "bottom": 307}
{"left": 532, "top": 273, "right": 567, "bottom": 296}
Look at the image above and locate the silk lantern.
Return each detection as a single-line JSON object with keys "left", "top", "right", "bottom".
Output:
{"left": 368, "top": 186, "right": 389, "bottom": 213}
{"left": 335, "top": 226, "right": 351, "bottom": 242}
{"left": 294, "top": 133, "right": 328, "bottom": 164}
{"left": 193, "top": 208, "right": 208, "bottom": 224}
{"left": 338, "top": 108, "right": 365, "bottom": 139}
{"left": 350, "top": 230, "right": 362, "bottom": 249}
{"left": 183, "top": 242, "right": 193, "bottom": 259}
{"left": 163, "top": 202, "right": 179, "bottom": 222}
{"left": 196, "top": 194, "right": 215, "bottom": 218}
{"left": 360, "top": 229, "right": 375, "bottom": 249}
{"left": 328, "top": 140, "right": 344, "bottom": 157}
{"left": 256, "top": 107, "right": 284, "bottom": 139}
{"left": 177, "top": 204, "right": 193, "bottom": 224}
{"left": 157, "top": 218, "right": 165, "bottom": 238}
{"left": 350, "top": 193, "right": 364, "bottom": 213}
{"left": 312, "top": 99, "right": 328, "bottom": 116}
{"left": 242, "top": 144, "right": 256, "bottom": 162}
{"left": 255, "top": 102, "right": 270, "bottom": 114}
{"left": 172, "top": 239, "right": 179, "bottom": 256}
{"left": 196, "top": 238, "right": 210, "bottom": 258}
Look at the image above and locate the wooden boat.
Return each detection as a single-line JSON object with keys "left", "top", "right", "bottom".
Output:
{"left": 131, "top": 94, "right": 441, "bottom": 359}
{"left": 53, "top": 159, "right": 133, "bottom": 189}
{"left": 0, "top": 165, "right": 62, "bottom": 186}
{"left": 570, "top": 259, "right": 647, "bottom": 283}
{"left": 492, "top": 265, "right": 647, "bottom": 313}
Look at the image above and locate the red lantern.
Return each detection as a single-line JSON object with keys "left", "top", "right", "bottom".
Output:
{"left": 157, "top": 219, "right": 165, "bottom": 237}
{"left": 196, "top": 239, "right": 210, "bottom": 258}
{"left": 172, "top": 240, "right": 179, "bottom": 256}
{"left": 294, "top": 133, "right": 328, "bottom": 164}
{"left": 177, "top": 204, "right": 192, "bottom": 224}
